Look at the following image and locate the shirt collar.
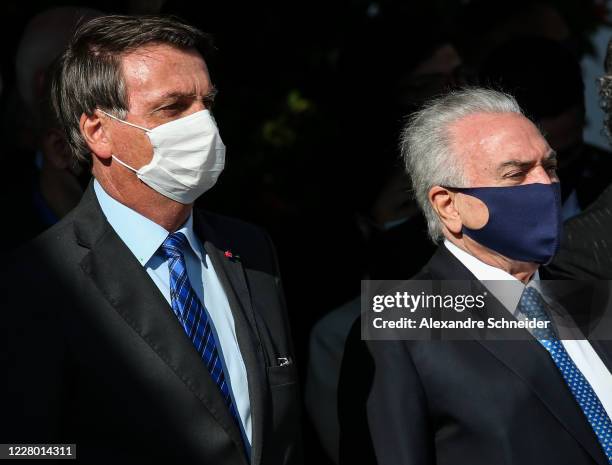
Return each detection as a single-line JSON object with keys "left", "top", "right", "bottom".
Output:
{"left": 176, "top": 213, "right": 204, "bottom": 262}
{"left": 443, "top": 239, "right": 539, "bottom": 313}
{"left": 93, "top": 179, "right": 201, "bottom": 266}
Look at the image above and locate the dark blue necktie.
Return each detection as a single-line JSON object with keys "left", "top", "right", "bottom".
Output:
{"left": 518, "top": 287, "right": 612, "bottom": 463}
{"left": 160, "top": 232, "right": 241, "bottom": 427}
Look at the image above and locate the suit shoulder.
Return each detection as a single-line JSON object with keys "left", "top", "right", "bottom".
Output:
{"left": 197, "top": 209, "right": 277, "bottom": 270}
{"left": 7, "top": 212, "right": 82, "bottom": 297}
{"left": 548, "top": 185, "right": 612, "bottom": 278}
{"left": 411, "top": 268, "right": 435, "bottom": 280}
{"left": 199, "top": 209, "right": 267, "bottom": 237}
{"left": 198, "top": 209, "right": 271, "bottom": 249}
{"left": 14, "top": 209, "right": 78, "bottom": 259}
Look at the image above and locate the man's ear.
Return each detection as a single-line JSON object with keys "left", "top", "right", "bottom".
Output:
{"left": 80, "top": 110, "right": 112, "bottom": 160}
{"left": 429, "top": 185, "right": 463, "bottom": 235}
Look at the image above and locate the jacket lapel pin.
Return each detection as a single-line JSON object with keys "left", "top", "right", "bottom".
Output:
{"left": 224, "top": 250, "right": 241, "bottom": 262}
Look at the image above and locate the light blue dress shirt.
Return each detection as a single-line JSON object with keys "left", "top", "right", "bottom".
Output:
{"left": 93, "top": 180, "right": 252, "bottom": 448}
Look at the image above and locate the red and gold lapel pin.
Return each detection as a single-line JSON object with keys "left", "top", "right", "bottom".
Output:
{"left": 224, "top": 250, "right": 241, "bottom": 262}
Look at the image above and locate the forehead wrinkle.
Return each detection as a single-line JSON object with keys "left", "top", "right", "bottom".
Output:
{"left": 458, "top": 113, "right": 545, "bottom": 160}
{"left": 447, "top": 115, "right": 482, "bottom": 162}
{"left": 120, "top": 51, "right": 159, "bottom": 101}
{"left": 122, "top": 45, "right": 202, "bottom": 88}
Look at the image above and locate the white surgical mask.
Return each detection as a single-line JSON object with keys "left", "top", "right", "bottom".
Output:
{"left": 98, "top": 109, "right": 225, "bottom": 204}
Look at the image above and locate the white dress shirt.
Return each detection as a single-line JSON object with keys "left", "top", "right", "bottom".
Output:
{"left": 444, "top": 239, "right": 612, "bottom": 419}
{"left": 94, "top": 180, "right": 252, "bottom": 448}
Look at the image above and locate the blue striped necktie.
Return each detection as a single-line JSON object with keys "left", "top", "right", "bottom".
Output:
{"left": 518, "top": 286, "right": 612, "bottom": 463}
{"left": 160, "top": 232, "right": 242, "bottom": 428}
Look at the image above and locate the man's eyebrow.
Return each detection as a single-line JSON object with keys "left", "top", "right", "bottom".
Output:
{"left": 498, "top": 159, "right": 534, "bottom": 171}
{"left": 496, "top": 150, "right": 558, "bottom": 172}
{"left": 148, "top": 86, "right": 218, "bottom": 111}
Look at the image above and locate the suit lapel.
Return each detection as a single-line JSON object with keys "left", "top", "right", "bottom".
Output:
{"left": 476, "top": 338, "right": 608, "bottom": 465}
{"left": 73, "top": 186, "right": 247, "bottom": 462}
{"left": 426, "top": 246, "right": 609, "bottom": 465}
{"left": 195, "top": 210, "right": 267, "bottom": 465}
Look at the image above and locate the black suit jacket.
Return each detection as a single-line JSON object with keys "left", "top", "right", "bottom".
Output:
{"left": 0, "top": 184, "right": 302, "bottom": 465}
{"left": 546, "top": 182, "right": 612, "bottom": 279}
{"left": 338, "top": 246, "right": 612, "bottom": 465}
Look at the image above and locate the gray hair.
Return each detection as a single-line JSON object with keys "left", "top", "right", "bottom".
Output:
{"left": 51, "top": 15, "right": 212, "bottom": 163}
{"left": 400, "top": 88, "right": 523, "bottom": 242}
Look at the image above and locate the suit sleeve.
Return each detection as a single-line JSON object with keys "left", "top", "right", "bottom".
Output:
{"left": 263, "top": 230, "right": 295, "bottom": 356}
{"left": 261, "top": 229, "right": 305, "bottom": 464}
{"left": 0, "top": 257, "right": 68, "bottom": 443}
{"left": 367, "top": 339, "right": 435, "bottom": 465}
{"left": 338, "top": 318, "right": 377, "bottom": 465}
{"left": 339, "top": 319, "right": 435, "bottom": 465}
{"left": 547, "top": 198, "right": 612, "bottom": 279}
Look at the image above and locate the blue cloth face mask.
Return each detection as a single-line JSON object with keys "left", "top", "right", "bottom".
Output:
{"left": 447, "top": 182, "right": 562, "bottom": 264}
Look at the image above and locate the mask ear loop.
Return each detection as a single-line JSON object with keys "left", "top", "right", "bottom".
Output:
{"left": 111, "top": 154, "right": 140, "bottom": 174}
{"left": 96, "top": 108, "right": 150, "bottom": 174}
{"left": 97, "top": 108, "right": 150, "bottom": 132}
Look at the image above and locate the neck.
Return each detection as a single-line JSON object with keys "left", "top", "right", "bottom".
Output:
{"left": 93, "top": 169, "right": 191, "bottom": 232}
{"left": 448, "top": 235, "right": 538, "bottom": 284}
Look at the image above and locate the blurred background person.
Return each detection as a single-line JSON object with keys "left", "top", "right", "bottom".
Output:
{"left": 0, "top": 7, "right": 100, "bottom": 247}
{"left": 480, "top": 37, "right": 612, "bottom": 220}
{"left": 548, "top": 36, "right": 612, "bottom": 280}
{"left": 303, "top": 7, "right": 460, "bottom": 460}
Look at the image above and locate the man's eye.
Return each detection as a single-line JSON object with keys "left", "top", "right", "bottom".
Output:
{"left": 160, "top": 103, "right": 183, "bottom": 112}
{"left": 506, "top": 171, "right": 526, "bottom": 178}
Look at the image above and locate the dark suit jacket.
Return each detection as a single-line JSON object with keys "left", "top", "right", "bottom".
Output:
{"left": 546, "top": 182, "right": 612, "bottom": 279}
{"left": 0, "top": 184, "right": 302, "bottom": 465}
{"left": 338, "top": 246, "right": 612, "bottom": 465}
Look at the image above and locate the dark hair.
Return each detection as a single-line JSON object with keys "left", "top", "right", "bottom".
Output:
{"left": 599, "top": 39, "right": 612, "bottom": 142}
{"left": 51, "top": 14, "right": 213, "bottom": 162}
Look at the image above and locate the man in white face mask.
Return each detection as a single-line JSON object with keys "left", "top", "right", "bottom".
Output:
{"left": 81, "top": 37, "right": 224, "bottom": 229}
{"left": 2, "top": 15, "right": 301, "bottom": 465}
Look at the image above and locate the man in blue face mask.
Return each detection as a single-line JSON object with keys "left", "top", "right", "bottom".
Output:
{"left": 1, "top": 15, "right": 302, "bottom": 465}
{"left": 424, "top": 103, "right": 562, "bottom": 278}
{"left": 338, "top": 89, "right": 612, "bottom": 465}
